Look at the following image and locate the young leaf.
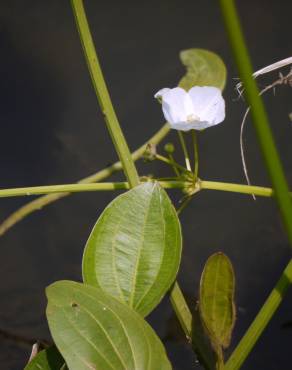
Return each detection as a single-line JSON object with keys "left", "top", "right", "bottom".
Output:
{"left": 46, "top": 280, "right": 172, "bottom": 370}
{"left": 179, "top": 49, "right": 227, "bottom": 91}
{"left": 199, "top": 252, "right": 236, "bottom": 350}
{"left": 82, "top": 182, "right": 182, "bottom": 317}
{"left": 24, "top": 346, "right": 65, "bottom": 370}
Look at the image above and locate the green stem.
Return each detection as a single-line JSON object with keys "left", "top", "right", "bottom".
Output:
{"left": 155, "top": 177, "right": 180, "bottom": 181}
{"left": 155, "top": 154, "right": 188, "bottom": 173}
{"left": 225, "top": 259, "right": 292, "bottom": 370}
{"left": 192, "top": 130, "right": 199, "bottom": 180}
{"left": 220, "top": 1, "right": 292, "bottom": 368}
{"left": 169, "top": 282, "right": 192, "bottom": 338}
{"left": 200, "top": 181, "right": 273, "bottom": 197}
{"left": 73, "top": 5, "right": 199, "bottom": 355}
{"left": 177, "top": 196, "right": 193, "bottom": 215}
{"left": 0, "top": 181, "right": 185, "bottom": 198}
{"left": 220, "top": 0, "right": 292, "bottom": 244}
{"left": 0, "top": 124, "right": 170, "bottom": 237}
{"left": 71, "top": 0, "right": 139, "bottom": 187}
{"left": 69, "top": 1, "right": 198, "bottom": 357}
{"left": 168, "top": 153, "right": 181, "bottom": 177}
{"left": 170, "top": 199, "right": 217, "bottom": 370}
{"left": 1, "top": 179, "right": 291, "bottom": 199}
{"left": 178, "top": 132, "right": 192, "bottom": 171}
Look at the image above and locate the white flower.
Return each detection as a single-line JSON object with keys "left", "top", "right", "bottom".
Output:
{"left": 154, "top": 86, "right": 225, "bottom": 131}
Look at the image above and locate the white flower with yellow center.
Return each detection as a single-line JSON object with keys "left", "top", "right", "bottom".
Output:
{"left": 155, "top": 86, "right": 225, "bottom": 131}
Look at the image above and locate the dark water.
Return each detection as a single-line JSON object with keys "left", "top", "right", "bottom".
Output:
{"left": 0, "top": 1, "right": 292, "bottom": 369}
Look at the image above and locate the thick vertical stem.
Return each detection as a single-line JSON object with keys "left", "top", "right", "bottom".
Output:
{"left": 220, "top": 0, "right": 292, "bottom": 243}
{"left": 219, "top": 1, "right": 292, "bottom": 368}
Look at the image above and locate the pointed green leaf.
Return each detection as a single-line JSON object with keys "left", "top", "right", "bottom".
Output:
{"left": 24, "top": 346, "right": 65, "bottom": 370}
{"left": 199, "top": 252, "right": 236, "bottom": 350}
{"left": 179, "top": 49, "right": 227, "bottom": 91}
{"left": 46, "top": 280, "right": 172, "bottom": 370}
{"left": 82, "top": 182, "right": 182, "bottom": 317}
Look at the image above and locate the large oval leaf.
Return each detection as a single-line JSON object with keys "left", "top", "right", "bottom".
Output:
{"left": 82, "top": 182, "right": 182, "bottom": 317}
{"left": 46, "top": 280, "right": 172, "bottom": 370}
{"left": 179, "top": 49, "right": 227, "bottom": 91}
{"left": 24, "top": 346, "right": 65, "bottom": 370}
{"left": 199, "top": 252, "right": 236, "bottom": 350}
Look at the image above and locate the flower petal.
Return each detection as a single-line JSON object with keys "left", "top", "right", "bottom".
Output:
{"left": 154, "top": 88, "right": 171, "bottom": 100}
{"left": 187, "top": 120, "right": 213, "bottom": 130}
{"left": 170, "top": 119, "right": 213, "bottom": 131}
{"left": 202, "top": 97, "right": 225, "bottom": 126}
{"left": 188, "top": 86, "right": 225, "bottom": 126}
{"left": 159, "top": 87, "right": 193, "bottom": 125}
{"left": 169, "top": 121, "right": 196, "bottom": 131}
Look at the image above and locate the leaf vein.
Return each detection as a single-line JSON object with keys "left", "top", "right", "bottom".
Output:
{"left": 77, "top": 302, "right": 128, "bottom": 369}
{"left": 76, "top": 289, "right": 138, "bottom": 369}
{"left": 62, "top": 307, "right": 114, "bottom": 370}
{"left": 129, "top": 185, "right": 154, "bottom": 308}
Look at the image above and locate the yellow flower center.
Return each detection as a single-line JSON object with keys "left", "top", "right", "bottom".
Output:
{"left": 186, "top": 114, "right": 200, "bottom": 123}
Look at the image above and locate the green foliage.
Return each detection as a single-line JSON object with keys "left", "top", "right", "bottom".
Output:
{"left": 2, "top": 0, "right": 289, "bottom": 368}
{"left": 179, "top": 49, "right": 227, "bottom": 91}
{"left": 24, "top": 346, "right": 65, "bottom": 370}
{"left": 82, "top": 182, "right": 182, "bottom": 317}
{"left": 191, "top": 307, "right": 220, "bottom": 370}
{"left": 46, "top": 280, "right": 172, "bottom": 370}
{"left": 199, "top": 252, "right": 236, "bottom": 357}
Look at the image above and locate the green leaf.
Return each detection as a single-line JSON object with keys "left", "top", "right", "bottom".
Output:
{"left": 82, "top": 182, "right": 182, "bottom": 317}
{"left": 24, "top": 346, "right": 65, "bottom": 370}
{"left": 192, "top": 307, "right": 221, "bottom": 370}
{"left": 179, "top": 49, "right": 227, "bottom": 91}
{"left": 46, "top": 280, "right": 172, "bottom": 370}
{"left": 199, "top": 252, "right": 236, "bottom": 350}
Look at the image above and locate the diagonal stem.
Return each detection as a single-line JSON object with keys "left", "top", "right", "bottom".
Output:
{"left": 225, "top": 259, "right": 292, "bottom": 370}
{"left": 71, "top": 0, "right": 139, "bottom": 187}
{"left": 168, "top": 154, "right": 181, "bottom": 177}
{"left": 220, "top": 0, "right": 292, "bottom": 243}
{"left": 220, "top": 1, "right": 292, "bottom": 368}
{"left": 155, "top": 154, "right": 189, "bottom": 173}
{"left": 169, "top": 198, "right": 217, "bottom": 370}
{"left": 0, "top": 124, "right": 170, "bottom": 237}
{"left": 169, "top": 282, "right": 193, "bottom": 340}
